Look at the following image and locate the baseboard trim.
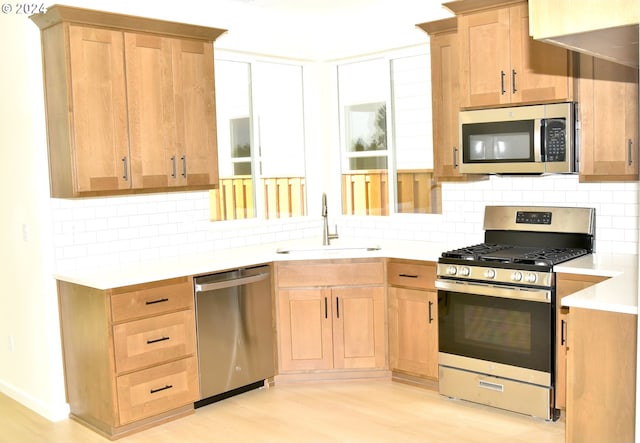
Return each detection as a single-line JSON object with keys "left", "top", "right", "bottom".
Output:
{"left": 0, "top": 380, "right": 69, "bottom": 422}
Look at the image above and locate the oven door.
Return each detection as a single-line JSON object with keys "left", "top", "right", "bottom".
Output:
{"left": 436, "top": 279, "right": 553, "bottom": 377}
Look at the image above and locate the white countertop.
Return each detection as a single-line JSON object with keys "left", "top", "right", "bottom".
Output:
{"left": 53, "top": 239, "right": 638, "bottom": 315}
{"left": 556, "top": 253, "right": 638, "bottom": 315}
{"left": 53, "top": 238, "right": 448, "bottom": 290}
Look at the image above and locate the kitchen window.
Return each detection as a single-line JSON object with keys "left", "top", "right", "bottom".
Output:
{"left": 211, "top": 57, "right": 307, "bottom": 221}
{"left": 338, "top": 50, "right": 439, "bottom": 215}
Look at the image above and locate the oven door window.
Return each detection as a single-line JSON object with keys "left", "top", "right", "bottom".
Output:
{"left": 462, "top": 120, "right": 533, "bottom": 162}
{"left": 438, "top": 290, "right": 552, "bottom": 373}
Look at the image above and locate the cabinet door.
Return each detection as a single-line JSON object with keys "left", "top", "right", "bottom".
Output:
{"left": 458, "top": 3, "right": 571, "bottom": 108}
{"left": 124, "top": 33, "right": 176, "bottom": 189}
{"left": 555, "top": 273, "right": 609, "bottom": 410}
{"left": 509, "top": 3, "right": 571, "bottom": 104}
{"left": 566, "top": 308, "right": 636, "bottom": 443}
{"left": 68, "top": 25, "right": 130, "bottom": 193}
{"left": 388, "top": 287, "right": 438, "bottom": 379}
{"left": 430, "top": 29, "right": 464, "bottom": 181}
{"left": 277, "top": 288, "right": 333, "bottom": 371}
{"left": 332, "top": 286, "right": 386, "bottom": 370}
{"left": 172, "top": 39, "right": 219, "bottom": 187}
{"left": 579, "top": 54, "right": 639, "bottom": 181}
{"left": 458, "top": 7, "right": 511, "bottom": 108}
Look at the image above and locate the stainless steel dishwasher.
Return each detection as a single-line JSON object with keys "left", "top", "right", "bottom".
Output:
{"left": 193, "top": 265, "right": 274, "bottom": 408}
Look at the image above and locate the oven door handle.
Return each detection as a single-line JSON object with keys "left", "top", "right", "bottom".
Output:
{"left": 435, "top": 279, "right": 551, "bottom": 303}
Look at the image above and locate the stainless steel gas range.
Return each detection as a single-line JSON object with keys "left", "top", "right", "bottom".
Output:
{"left": 436, "top": 206, "right": 595, "bottom": 421}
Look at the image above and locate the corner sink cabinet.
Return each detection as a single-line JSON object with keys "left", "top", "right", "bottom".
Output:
{"left": 30, "top": 6, "right": 225, "bottom": 197}
{"left": 57, "top": 277, "right": 199, "bottom": 439}
{"left": 387, "top": 260, "right": 439, "bottom": 386}
{"left": 274, "top": 259, "right": 387, "bottom": 380}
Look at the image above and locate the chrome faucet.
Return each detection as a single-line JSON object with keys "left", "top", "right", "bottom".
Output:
{"left": 322, "top": 192, "right": 339, "bottom": 246}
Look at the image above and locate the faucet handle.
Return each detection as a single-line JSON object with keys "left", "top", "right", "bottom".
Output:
{"left": 329, "top": 224, "right": 339, "bottom": 240}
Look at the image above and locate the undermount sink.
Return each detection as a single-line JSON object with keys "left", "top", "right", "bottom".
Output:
{"left": 275, "top": 244, "right": 381, "bottom": 254}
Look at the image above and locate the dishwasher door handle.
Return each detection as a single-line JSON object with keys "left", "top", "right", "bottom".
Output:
{"left": 194, "top": 272, "right": 270, "bottom": 293}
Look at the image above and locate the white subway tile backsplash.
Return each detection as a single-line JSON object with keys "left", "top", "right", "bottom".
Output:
{"left": 50, "top": 176, "right": 638, "bottom": 271}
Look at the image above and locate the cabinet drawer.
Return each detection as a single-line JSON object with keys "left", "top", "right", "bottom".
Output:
{"left": 116, "top": 356, "right": 198, "bottom": 425}
{"left": 111, "top": 277, "right": 193, "bottom": 322}
{"left": 113, "top": 310, "right": 196, "bottom": 373}
{"left": 277, "top": 261, "right": 384, "bottom": 287}
{"left": 388, "top": 262, "right": 435, "bottom": 290}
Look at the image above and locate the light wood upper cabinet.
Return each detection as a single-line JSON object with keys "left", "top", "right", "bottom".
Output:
{"left": 66, "top": 25, "right": 131, "bottom": 193}
{"left": 125, "top": 33, "right": 177, "bottom": 190}
{"left": 125, "top": 33, "right": 218, "bottom": 189}
{"left": 31, "top": 6, "right": 225, "bottom": 197}
{"left": 447, "top": 0, "right": 573, "bottom": 109}
{"left": 417, "top": 18, "right": 486, "bottom": 182}
{"left": 578, "top": 54, "right": 639, "bottom": 182}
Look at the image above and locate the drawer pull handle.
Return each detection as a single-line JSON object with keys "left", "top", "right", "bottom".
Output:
{"left": 147, "top": 336, "right": 170, "bottom": 344}
{"left": 399, "top": 273, "right": 418, "bottom": 279}
{"left": 150, "top": 384, "right": 173, "bottom": 394}
{"left": 145, "top": 298, "right": 169, "bottom": 305}
{"left": 479, "top": 380, "right": 504, "bottom": 392}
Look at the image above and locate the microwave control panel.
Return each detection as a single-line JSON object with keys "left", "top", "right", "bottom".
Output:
{"left": 542, "top": 118, "right": 566, "bottom": 162}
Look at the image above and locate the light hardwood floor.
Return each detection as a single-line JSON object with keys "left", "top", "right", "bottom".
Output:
{"left": 0, "top": 381, "right": 564, "bottom": 443}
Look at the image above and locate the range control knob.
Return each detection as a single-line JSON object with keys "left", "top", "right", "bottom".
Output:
{"left": 525, "top": 273, "right": 537, "bottom": 283}
{"left": 484, "top": 269, "right": 496, "bottom": 279}
{"left": 511, "top": 271, "right": 523, "bottom": 282}
{"left": 446, "top": 266, "right": 457, "bottom": 276}
{"left": 459, "top": 267, "right": 471, "bottom": 277}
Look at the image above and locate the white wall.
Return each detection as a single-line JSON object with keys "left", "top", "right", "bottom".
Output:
{"left": 0, "top": 11, "right": 67, "bottom": 420}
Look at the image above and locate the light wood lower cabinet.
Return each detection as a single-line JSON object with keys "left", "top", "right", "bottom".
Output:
{"left": 555, "top": 273, "right": 609, "bottom": 410}
{"left": 566, "top": 307, "right": 636, "bottom": 443}
{"left": 275, "top": 259, "right": 387, "bottom": 377}
{"left": 57, "top": 277, "right": 198, "bottom": 439}
{"left": 387, "top": 260, "right": 438, "bottom": 383}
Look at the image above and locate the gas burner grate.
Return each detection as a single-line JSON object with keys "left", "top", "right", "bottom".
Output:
{"left": 441, "top": 243, "right": 511, "bottom": 261}
{"left": 513, "top": 248, "right": 588, "bottom": 266}
{"left": 441, "top": 244, "right": 589, "bottom": 267}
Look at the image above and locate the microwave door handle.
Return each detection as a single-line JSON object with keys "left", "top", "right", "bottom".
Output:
{"left": 537, "top": 118, "right": 545, "bottom": 162}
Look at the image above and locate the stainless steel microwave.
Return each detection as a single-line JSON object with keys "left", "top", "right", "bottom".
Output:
{"left": 459, "top": 102, "right": 577, "bottom": 174}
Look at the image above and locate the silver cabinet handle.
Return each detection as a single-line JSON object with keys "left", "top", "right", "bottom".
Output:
{"left": 122, "top": 156, "right": 128, "bottom": 181}
{"left": 512, "top": 69, "right": 517, "bottom": 93}
{"left": 453, "top": 146, "right": 459, "bottom": 169}
{"left": 171, "top": 156, "right": 177, "bottom": 178}
{"left": 500, "top": 70, "right": 506, "bottom": 95}
{"left": 181, "top": 155, "right": 187, "bottom": 178}
{"left": 628, "top": 139, "right": 633, "bottom": 166}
